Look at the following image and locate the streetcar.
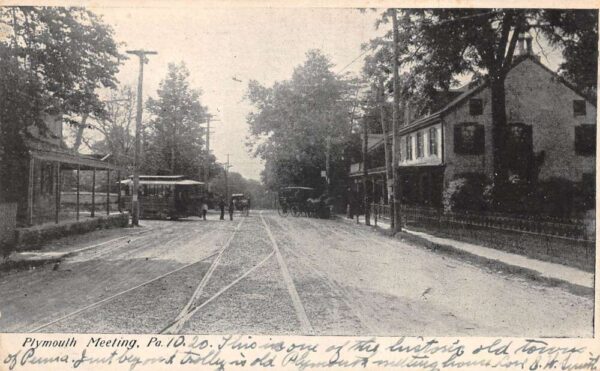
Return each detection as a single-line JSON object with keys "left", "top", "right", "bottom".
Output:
{"left": 231, "top": 193, "right": 250, "bottom": 216}
{"left": 120, "top": 175, "right": 206, "bottom": 220}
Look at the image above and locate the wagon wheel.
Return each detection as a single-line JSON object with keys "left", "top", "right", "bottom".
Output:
{"left": 291, "top": 205, "right": 301, "bottom": 217}
{"left": 277, "top": 201, "right": 289, "bottom": 217}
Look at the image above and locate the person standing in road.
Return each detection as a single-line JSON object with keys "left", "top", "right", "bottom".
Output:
{"left": 228, "top": 199, "right": 234, "bottom": 221}
{"left": 219, "top": 198, "right": 226, "bottom": 220}
{"left": 201, "top": 199, "right": 208, "bottom": 221}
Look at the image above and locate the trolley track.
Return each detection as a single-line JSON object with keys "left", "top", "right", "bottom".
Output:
{"left": 27, "top": 250, "right": 220, "bottom": 333}
{"left": 25, "top": 221, "right": 239, "bottom": 333}
{"left": 268, "top": 215, "right": 379, "bottom": 334}
{"left": 160, "top": 218, "right": 245, "bottom": 334}
{"left": 160, "top": 212, "right": 314, "bottom": 335}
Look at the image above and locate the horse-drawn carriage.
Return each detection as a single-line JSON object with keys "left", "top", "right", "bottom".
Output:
{"left": 277, "top": 186, "right": 332, "bottom": 218}
{"left": 231, "top": 193, "right": 250, "bottom": 216}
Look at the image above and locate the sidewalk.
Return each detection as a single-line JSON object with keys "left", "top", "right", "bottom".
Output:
{"left": 339, "top": 215, "right": 594, "bottom": 292}
{"left": 1, "top": 227, "right": 147, "bottom": 273}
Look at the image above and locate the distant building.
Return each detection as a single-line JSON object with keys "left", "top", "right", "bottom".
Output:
{"left": 350, "top": 52, "right": 596, "bottom": 213}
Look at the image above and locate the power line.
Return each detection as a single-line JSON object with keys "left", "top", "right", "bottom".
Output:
{"left": 337, "top": 48, "right": 370, "bottom": 75}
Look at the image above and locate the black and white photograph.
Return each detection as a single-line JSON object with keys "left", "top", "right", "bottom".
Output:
{"left": 0, "top": 2, "right": 597, "bottom": 370}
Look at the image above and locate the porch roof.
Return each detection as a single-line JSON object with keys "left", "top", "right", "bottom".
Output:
{"left": 26, "top": 137, "right": 122, "bottom": 171}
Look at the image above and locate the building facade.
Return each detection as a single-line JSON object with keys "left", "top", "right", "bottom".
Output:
{"left": 351, "top": 54, "right": 596, "bottom": 213}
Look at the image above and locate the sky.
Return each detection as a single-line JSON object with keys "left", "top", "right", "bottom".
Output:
{"left": 89, "top": 6, "right": 564, "bottom": 181}
{"left": 91, "top": 7, "right": 384, "bottom": 180}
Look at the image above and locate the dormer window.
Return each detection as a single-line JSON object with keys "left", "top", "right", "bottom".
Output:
{"left": 573, "top": 100, "right": 586, "bottom": 117}
{"left": 469, "top": 98, "right": 483, "bottom": 116}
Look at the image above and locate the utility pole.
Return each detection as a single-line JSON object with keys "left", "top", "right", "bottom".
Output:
{"left": 126, "top": 49, "right": 157, "bottom": 226}
{"left": 205, "top": 116, "right": 210, "bottom": 182}
{"left": 362, "top": 116, "right": 370, "bottom": 226}
{"left": 325, "top": 136, "right": 331, "bottom": 193}
{"left": 224, "top": 154, "right": 232, "bottom": 202}
{"left": 379, "top": 79, "right": 394, "bottom": 229}
{"left": 202, "top": 114, "right": 219, "bottom": 188}
{"left": 391, "top": 9, "right": 402, "bottom": 233}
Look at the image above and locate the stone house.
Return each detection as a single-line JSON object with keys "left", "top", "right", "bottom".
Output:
{"left": 350, "top": 52, "right": 596, "bottom": 213}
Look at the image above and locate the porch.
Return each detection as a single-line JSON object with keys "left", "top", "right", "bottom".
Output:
{"left": 17, "top": 138, "right": 127, "bottom": 228}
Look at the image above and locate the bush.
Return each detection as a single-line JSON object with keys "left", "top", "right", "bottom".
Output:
{"left": 534, "top": 178, "right": 576, "bottom": 218}
{"left": 443, "top": 173, "right": 492, "bottom": 212}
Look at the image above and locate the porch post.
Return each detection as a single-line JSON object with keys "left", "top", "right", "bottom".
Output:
{"left": 91, "top": 168, "right": 96, "bottom": 217}
{"left": 28, "top": 157, "right": 34, "bottom": 226}
{"left": 106, "top": 169, "right": 111, "bottom": 215}
{"left": 117, "top": 170, "right": 122, "bottom": 213}
{"left": 371, "top": 176, "right": 376, "bottom": 203}
{"left": 381, "top": 174, "right": 386, "bottom": 204}
{"left": 76, "top": 164, "right": 80, "bottom": 221}
{"left": 55, "top": 163, "right": 61, "bottom": 224}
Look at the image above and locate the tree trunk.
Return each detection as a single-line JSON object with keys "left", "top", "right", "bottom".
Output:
{"left": 170, "top": 146, "right": 176, "bottom": 174}
{"left": 72, "top": 113, "right": 88, "bottom": 153}
{"left": 490, "top": 75, "right": 509, "bottom": 209}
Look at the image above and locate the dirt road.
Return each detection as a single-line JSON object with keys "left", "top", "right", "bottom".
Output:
{"left": 0, "top": 211, "right": 592, "bottom": 336}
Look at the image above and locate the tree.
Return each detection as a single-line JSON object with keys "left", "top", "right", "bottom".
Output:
{"left": 540, "top": 9, "right": 598, "bottom": 101}
{"left": 143, "top": 62, "right": 208, "bottom": 179}
{"left": 246, "top": 50, "right": 360, "bottom": 197}
{"left": 84, "top": 86, "right": 137, "bottom": 169}
{"left": 0, "top": 7, "right": 123, "bottom": 202}
{"left": 364, "top": 8, "right": 598, "bottom": 208}
{"left": 0, "top": 7, "right": 123, "bottom": 123}
{"left": 209, "top": 171, "right": 270, "bottom": 209}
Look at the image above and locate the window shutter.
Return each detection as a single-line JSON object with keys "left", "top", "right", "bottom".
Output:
{"left": 454, "top": 125, "right": 463, "bottom": 154}
{"left": 575, "top": 125, "right": 596, "bottom": 156}
{"left": 474, "top": 125, "right": 485, "bottom": 154}
{"left": 573, "top": 100, "right": 586, "bottom": 117}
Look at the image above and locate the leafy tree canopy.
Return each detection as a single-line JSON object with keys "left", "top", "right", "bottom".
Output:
{"left": 0, "top": 7, "right": 124, "bottom": 122}
{"left": 143, "top": 62, "right": 209, "bottom": 179}
{"left": 246, "top": 49, "right": 360, "bottom": 191}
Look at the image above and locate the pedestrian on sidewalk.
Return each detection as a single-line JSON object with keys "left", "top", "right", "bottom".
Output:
{"left": 201, "top": 199, "right": 208, "bottom": 221}
{"left": 219, "top": 198, "right": 226, "bottom": 220}
{"left": 228, "top": 199, "right": 234, "bottom": 221}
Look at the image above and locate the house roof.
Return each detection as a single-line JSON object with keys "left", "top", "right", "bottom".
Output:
{"left": 399, "top": 54, "right": 596, "bottom": 135}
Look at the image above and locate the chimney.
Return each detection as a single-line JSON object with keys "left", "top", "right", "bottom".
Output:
{"left": 516, "top": 33, "right": 526, "bottom": 56}
{"left": 524, "top": 33, "right": 533, "bottom": 55}
{"left": 404, "top": 101, "right": 411, "bottom": 126}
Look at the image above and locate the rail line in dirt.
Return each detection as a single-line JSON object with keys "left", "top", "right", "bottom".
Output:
{"left": 26, "top": 221, "right": 236, "bottom": 333}
{"left": 269, "top": 215, "right": 379, "bottom": 334}
{"left": 27, "top": 250, "right": 220, "bottom": 333}
{"left": 161, "top": 211, "right": 314, "bottom": 335}
{"left": 160, "top": 218, "right": 245, "bottom": 334}
{"left": 259, "top": 213, "right": 313, "bottom": 335}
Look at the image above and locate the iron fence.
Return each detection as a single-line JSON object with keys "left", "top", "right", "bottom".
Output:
{"left": 369, "top": 202, "right": 595, "bottom": 269}
{"left": 371, "top": 203, "right": 592, "bottom": 241}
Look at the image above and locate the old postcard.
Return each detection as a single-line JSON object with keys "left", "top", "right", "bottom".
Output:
{"left": 0, "top": 0, "right": 597, "bottom": 370}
